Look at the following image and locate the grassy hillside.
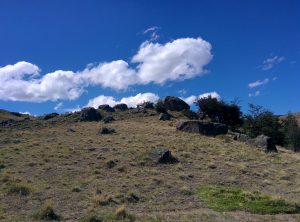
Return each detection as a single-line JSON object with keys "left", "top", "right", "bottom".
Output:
{"left": 1, "top": 109, "right": 300, "bottom": 221}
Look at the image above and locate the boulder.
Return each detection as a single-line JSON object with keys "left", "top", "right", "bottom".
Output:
{"left": 149, "top": 148, "right": 178, "bottom": 164}
{"left": 99, "top": 127, "right": 115, "bottom": 134}
{"left": 103, "top": 115, "right": 115, "bottom": 123}
{"left": 114, "top": 103, "right": 128, "bottom": 111}
{"left": 137, "top": 101, "right": 154, "bottom": 109}
{"left": 246, "top": 135, "right": 277, "bottom": 152}
{"left": 43, "top": 113, "right": 59, "bottom": 120}
{"left": 176, "top": 120, "right": 228, "bottom": 136}
{"left": 159, "top": 113, "right": 171, "bottom": 121}
{"left": 233, "top": 133, "right": 250, "bottom": 142}
{"left": 80, "top": 108, "right": 102, "bottom": 121}
{"left": 163, "top": 96, "right": 190, "bottom": 111}
{"left": 98, "top": 104, "right": 115, "bottom": 112}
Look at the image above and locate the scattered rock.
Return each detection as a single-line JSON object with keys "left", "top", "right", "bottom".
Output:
{"left": 80, "top": 107, "right": 102, "bottom": 121}
{"left": 137, "top": 101, "right": 154, "bottom": 109}
{"left": 114, "top": 103, "right": 128, "bottom": 111}
{"left": 106, "top": 160, "right": 117, "bottom": 168}
{"left": 246, "top": 135, "right": 278, "bottom": 152}
{"left": 233, "top": 133, "right": 250, "bottom": 142}
{"left": 233, "top": 133, "right": 277, "bottom": 152}
{"left": 176, "top": 120, "right": 228, "bottom": 136}
{"left": 103, "top": 115, "right": 115, "bottom": 123}
{"left": 149, "top": 147, "right": 178, "bottom": 164}
{"left": 98, "top": 104, "right": 115, "bottom": 112}
{"left": 43, "top": 113, "right": 59, "bottom": 120}
{"left": 71, "top": 187, "right": 81, "bottom": 192}
{"left": 99, "top": 127, "right": 115, "bottom": 134}
{"left": 159, "top": 113, "right": 171, "bottom": 121}
{"left": 163, "top": 96, "right": 190, "bottom": 111}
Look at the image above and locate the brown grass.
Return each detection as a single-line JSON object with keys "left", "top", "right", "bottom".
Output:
{"left": 1, "top": 109, "right": 300, "bottom": 221}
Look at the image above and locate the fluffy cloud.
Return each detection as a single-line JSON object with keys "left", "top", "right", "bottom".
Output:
{"left": 133, "top": 38, "right": 212, "bottom": 84}
{"left": 81, "top": 60, "right": 137, "bottom": 90}
{"left": 248, "top": 78, "right": 269, "bottom": 88}
{"left": 261, "top": 56, "right": 285, "bottom": 70}
{"left": 0, "top": 37, "right": 212, "bottom": 102}
{"left": 86, "top": 92, "right": 159, "bottom": 108}
{"left": 182, "top": 91, "right": 221, "bottom": 105}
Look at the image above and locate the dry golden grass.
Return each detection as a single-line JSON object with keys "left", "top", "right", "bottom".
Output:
{"left": 1, "top": 109, "right": 300, "bottom": 221}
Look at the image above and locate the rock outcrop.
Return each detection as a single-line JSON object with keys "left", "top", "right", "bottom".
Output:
{"left": 176, "top": 120, "right": 228, "bottom": 136}
{"left": 98, "top": 105, "right": 115, "bottom": 112}
{"left": 114, "top": 103, "right": 128, "bottom": 111}
{"left": 159, "top": 113, "right": 171, "bottom": 121}
{"left": 233, "top": 133, "right": 277, "bottom": 152}
{"left": 163, "top": 96, "right": 190, "bottom": 111}
{"left": 149, "top": 148, "right": 178, "bottom": 164}
{"left": 80, "top": 108, "right": 102, "bottom": 121}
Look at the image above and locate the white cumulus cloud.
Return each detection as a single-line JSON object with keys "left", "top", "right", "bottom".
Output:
{"left": 86, "top": 92, "right": 159, "bottom": 108}
{"left": 133, "top": 38, "right": 212, "bottom": 84}
{"left": 0, "top": 37, "right": 212, "bottom": 102}
{"left": 182, "top": 91, "right": 221, "bottom": 105}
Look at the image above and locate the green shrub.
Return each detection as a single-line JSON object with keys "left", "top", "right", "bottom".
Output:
{"left": 197, "top": 185, "right": 300, "bottom": 214}
{"left": 195, "top": 96, "right": 242, "bottom": 128}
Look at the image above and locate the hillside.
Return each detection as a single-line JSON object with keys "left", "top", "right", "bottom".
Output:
{"left": 1, "top": 108, "right": 300, "bottom": 221}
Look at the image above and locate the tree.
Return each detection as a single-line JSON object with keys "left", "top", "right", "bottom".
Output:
{"left": 282, "top": 113, "right": 300, "bottom": 151}
{"left": 195, "top": 96, "right": 242, "bottom": 128}
{"left": 243, "top": 104, "right": 284, "bottom": 145}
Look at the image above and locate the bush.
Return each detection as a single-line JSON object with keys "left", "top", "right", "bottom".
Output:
{"left": 34, "top": 202, "right": 60, "bottom": 221}
{"left": 243, "top": 104, "right": 284, "bottom": 145}
{"left": 195, "top": 96, "right": 242, "bottom": 128}
{"left": 282, "top": 113, "right": 300, "bottom": 151}
{"left": 181, "top": 110, "right": 198, "bottom": 120}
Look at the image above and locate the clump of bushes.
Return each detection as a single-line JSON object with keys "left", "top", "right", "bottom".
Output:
{"left": 195, "top": 96, "right": 242, "bottom": 128}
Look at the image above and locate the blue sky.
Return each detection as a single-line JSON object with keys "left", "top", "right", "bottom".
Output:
{"left": 0, "top": 0, "right": 299, "bottom": 115}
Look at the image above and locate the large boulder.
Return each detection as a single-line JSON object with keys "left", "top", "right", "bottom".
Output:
{"left": 233, "top": 133, "right": 250, "bottom": 142}
{"left": 99, "top": 127, "right": 115, "bottom": 134}
{"left": 137, "top": 101, "right": 154, "bottom": 109}
{"left": 233, "top": 133, "right": 277, "bottom": 152}
{"left": 114, "top": 103, "right": 128, "bottom": 111}
{"left": 98, "top": 105, "right": 115, "bottom": 112}
{"left": 176, "top": 120, "right": 228, "bottom": 136}
{"left": 103, "top": 115, "right": 115, "bottom": 123}
{"left": 80, "top": 108, "right": 102, "bottom": 121}
{"left": 149, "top": 148, "right": 178, "bottom": 164}
{"left": 43, "top": 113, "right": 59, "bottom": 120}
{"left": 246, "top": 135, "right": 277, "bottom": 152}
{"left": 159, "top": 113, "right": 171, "bottom": 121}
{"left": 163, "top": 96, "right": 190, "bottom": 111}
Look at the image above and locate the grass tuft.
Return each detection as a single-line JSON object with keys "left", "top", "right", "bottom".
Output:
{"left": 33, "top": 202, "right": 61, "bottom": 220}
{"left": 197, "top": 185, "right": 300, "bottom": 214}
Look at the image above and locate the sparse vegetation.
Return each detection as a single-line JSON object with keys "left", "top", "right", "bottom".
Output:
{"left": 33, "top": 202, "right": 60, "bottom": 220}
{"left": 1, "top": 105, "right": 300, "bottom": 221}
{"left": 197, "top": 185, "right": 300, "bottom": 214}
